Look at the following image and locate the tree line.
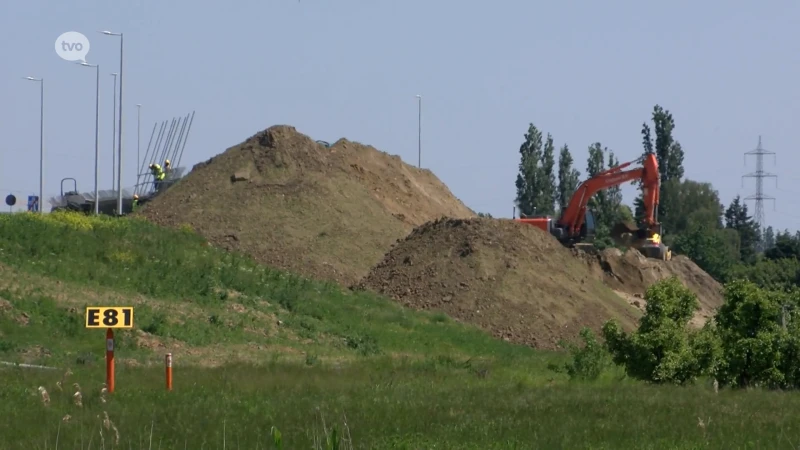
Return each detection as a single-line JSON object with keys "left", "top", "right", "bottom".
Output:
{"left": 517, "top": 105, "right": 800, "bottom": 390}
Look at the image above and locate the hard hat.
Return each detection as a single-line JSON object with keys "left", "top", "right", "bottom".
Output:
{"left": 133, "top": 194, "right": 139, "bottom": 200}
{"left": 149, "top": 163, "right": 155, "bottom": 168}
{"left": 165, "top": 159, "right": 171, "bottom": 165}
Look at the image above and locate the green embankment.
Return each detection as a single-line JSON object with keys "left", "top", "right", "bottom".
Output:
{"left": 0, "top": 212, "right": 797, "bottom": 449}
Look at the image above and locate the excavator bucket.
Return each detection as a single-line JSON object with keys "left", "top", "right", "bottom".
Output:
{"left": 609, "top": 221, "right": 641, "bottom": 247}
{"left": 609, "top": 221, "right": 671, "bottom": 261}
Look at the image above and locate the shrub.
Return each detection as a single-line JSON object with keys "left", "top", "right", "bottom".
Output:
{"left": 714, "top": 280, "right": 796, "bottom": 389}
{"left": 602, "top": 277, "right": 720, "bottom": 384}
{"left": 556, "top": 327, "right": 611, "bottom": 381}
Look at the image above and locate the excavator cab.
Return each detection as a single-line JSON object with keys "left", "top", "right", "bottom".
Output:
{"left": 582, "top": 210, "right": 597, "bottom": 241}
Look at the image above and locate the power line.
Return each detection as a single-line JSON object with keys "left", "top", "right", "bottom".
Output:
{"left": 742, "top": 136, "right": 777, "bottom": 245}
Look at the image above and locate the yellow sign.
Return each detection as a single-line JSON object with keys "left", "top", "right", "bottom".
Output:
{"left": 85, "top": 307, "right": 134, "bottom": 329}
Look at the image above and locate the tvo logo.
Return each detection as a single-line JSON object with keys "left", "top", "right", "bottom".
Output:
{"left": 55, "top": 31, "right": 90, "bottom": 62}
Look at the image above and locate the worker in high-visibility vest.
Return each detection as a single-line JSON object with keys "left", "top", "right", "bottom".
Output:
{"left": 132, "top": 194, "right": 139, "bottom": 212}
{"left": 149, "top": 163, "right": 166, "bottom": 192}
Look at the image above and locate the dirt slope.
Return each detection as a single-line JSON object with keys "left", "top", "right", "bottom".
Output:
{"left": 354, "top": 217, "right": 641, "bottom": 350}
{"left": 573, "top": 248, "right": 724, "bottom": 326}
{"left": 140, "top": 125, "right": 475, "bottom": 285}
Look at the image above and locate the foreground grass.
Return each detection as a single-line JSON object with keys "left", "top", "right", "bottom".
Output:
{"left": 5, "top": 361, "right": 800, "bottom": 449}
{"left": 2, "top": 211, "right": 800, "bottom": 448}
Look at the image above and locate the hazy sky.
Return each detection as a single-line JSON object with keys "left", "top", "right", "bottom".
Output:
{"left": 2, "top": 0, "right": 799, "bottom": 232}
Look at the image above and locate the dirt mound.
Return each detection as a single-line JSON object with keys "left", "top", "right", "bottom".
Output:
{"left": 572, "top": 248, "right": 724, "bottom": 326}
{"left": 140, "top": 125, "right": 475, "bottom": 284}
{"left": 354, "top": 217, "right": 640, "bottom": 350}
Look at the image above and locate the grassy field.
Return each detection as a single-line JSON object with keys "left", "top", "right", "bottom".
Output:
{"left": 1, "top": 212, "right": 800, "bottom": 449}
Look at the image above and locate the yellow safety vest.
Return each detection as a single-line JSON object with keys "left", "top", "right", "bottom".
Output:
{"left": 151, "top": 164, "right": 166, "bottom": 180}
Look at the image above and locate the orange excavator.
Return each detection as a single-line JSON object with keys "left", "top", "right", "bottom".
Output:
{"left": 516, "top": 153, "right": 671, "bottom": 261}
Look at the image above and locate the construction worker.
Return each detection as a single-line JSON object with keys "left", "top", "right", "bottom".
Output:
{"left": 164, "top": 159, "right": 172, "bottom": 175}
{"left": 132, "top": 194, "right": 139, "bottom": 212}
{"left": 149, "top": 163, "right": 166, "bottom": 192}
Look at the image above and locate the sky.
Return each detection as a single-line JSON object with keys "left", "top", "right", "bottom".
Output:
{"left": 2, "top": 0, "right": 800, "bottom": 232}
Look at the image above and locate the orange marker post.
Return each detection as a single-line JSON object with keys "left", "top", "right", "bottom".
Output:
{"left": 106, "top": 328, "right": 115, "bottom": 393}
{"left": 165, "top": 353, "right": 173, "bottom": 391}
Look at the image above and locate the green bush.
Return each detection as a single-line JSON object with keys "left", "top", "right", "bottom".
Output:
{"left": 714, "top": 280, "right": 800, "bottom": 389}
{"left": 602, "top": 277, "right": 720, "bottom": 384}
{"left": 551, "top": 327, "right": 611, "bottom": 381}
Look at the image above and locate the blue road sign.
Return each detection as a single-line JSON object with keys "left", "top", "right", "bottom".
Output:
{"left": 27, "top": 195, "right": 39, "bottom": 212}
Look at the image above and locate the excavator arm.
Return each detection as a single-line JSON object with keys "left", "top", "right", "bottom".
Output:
{"left": 559, "top": 153, "right": 660, "bottom": 236}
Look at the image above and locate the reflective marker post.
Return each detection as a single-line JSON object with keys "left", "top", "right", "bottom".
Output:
{"left": 85, "top": 306, "right": 134, "bottom": 394}
{"left": 165, "top": 353, "right": 173, "bottom": 391}
{"left": 106, "top": 328, "right": 115, "bottom": 393}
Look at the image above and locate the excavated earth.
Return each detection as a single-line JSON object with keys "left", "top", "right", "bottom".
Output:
{"left": 140, "top": 125, "right": 475, "bottom": 285}
{"left": 571, "top": 247, "right": 724, "bottom": 327}
{"left": 356, "top": 218, "right": 726, "bottom": 349}
{"left": 140, "top": 124, "right": 725, "bottom": 350}
{"left": 354, "top": 217, "right": 642, "bottom": 350}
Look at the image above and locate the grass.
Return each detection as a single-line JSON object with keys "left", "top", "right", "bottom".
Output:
{"left": 6, "top": 363, "right": 800, "bottom": 449}
{"left": 2, "top": 211, "right": 800, "bottom": 448}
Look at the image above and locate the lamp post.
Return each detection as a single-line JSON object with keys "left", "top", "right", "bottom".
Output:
{"left": 100, "top": 30, "right": 123, "bottom": 215}
{"left": 416, "top": 94, "right": 422, "bottom": 168}
{"left": 78, "top": 62, "right": 101, "bottom": 215}
{"left": 136, "top": 104, "right": 141, "bottom": 185}
{"left": 110, "top": 72, "right": 117, "bottom": 191}
{"left": 24, "top": 76, "right": 43, "bottom": 213}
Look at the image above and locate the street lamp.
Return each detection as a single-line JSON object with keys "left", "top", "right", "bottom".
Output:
{"left": 110, "top": 72, "right": 117, "bottom": 190}
{"left": 78, "top": 62, "right": 100, "bottom": 215}
{"left": 24, "top": 76, "right": 43, "bottom": 213}
{"left": 136, "top": 104, "right": 141, "bottom": 185}
{"left": 100, "top": 30, "right": 123, "bottom": 215}
{"left": 416, "top": 94, "right": 422, "bottom": 168}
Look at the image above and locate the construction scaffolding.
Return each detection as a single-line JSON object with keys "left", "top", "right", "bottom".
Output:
{"left": 49, "top": 111, "right": 196, "bottom": 215}
{"left": 135, "top": 111, "right": 195, "bottom": 197}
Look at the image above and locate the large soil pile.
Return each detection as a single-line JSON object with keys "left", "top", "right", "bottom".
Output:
{"left": 140, "top": 125, "right": 475, "bottom": 284}
{"left": 573, "top": 248, "right": 724, "bottom": 326}
{"left": 355, "top": 217, "right": 641, "bottom": 350}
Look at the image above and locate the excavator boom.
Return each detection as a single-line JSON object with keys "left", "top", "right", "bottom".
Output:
{"left": 515, "top": 153, "right": 670, "bottom": 261}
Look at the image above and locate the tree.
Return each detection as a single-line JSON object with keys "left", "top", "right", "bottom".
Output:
{"left": 515, "top": 124, "right": 559, "bottom": 217}
{"left": 586, "top": 142, "right": 607, "bottom": 215}
{"left": 765, "top": 230, "right": 800, "bottom": 261}
{"left": 539, "top": 133, "right": 557, "bottom": 215}
{"left": 557, "top": 144, "right": 580, "bottom": 213}
{"left": 763, "top": 226, "right": 776, "bottom": 251}
{"left": 634, "top": 105, "right": 685, "bottom": 224}
{"left": 585, "top": 143, "right": 623, "bottom": 246}
{"left": 605, "top": 150, "right": 623, "bottom": 223}
{"left": 725, "top": 196, "right": 760, "bottom": 264}
{"left": 727, "top": 257, "right": 800, "bottom": 290}
{"left": 672, "top": 224, "right": 734, "bottom": 282}
{"left": 514, "top": 124, "right": 544, "bottom": 217}
{"left": 618, "top": 204, "right": 634, "bottom": 223}
{"left": 656, "top": 179, "right": 725, "bottom": 239}
{"left": 652, "top": 105, "right": 685, "bottom": 183}
{"left": 714, "top": 280, "right": 790, "bottom": 389}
